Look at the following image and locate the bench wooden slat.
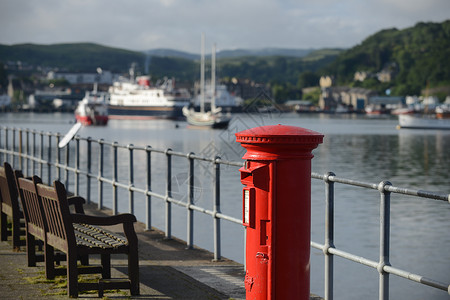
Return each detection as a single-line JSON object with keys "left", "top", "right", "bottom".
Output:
{"left": 73, "top": 223, "right": 128, "bottom": 247}
{"left": 74, "top": 229, "right": 126, "bottom": 250}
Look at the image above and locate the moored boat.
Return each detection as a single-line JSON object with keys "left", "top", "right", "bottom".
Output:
{"left": 74, "top": 91, "right": 109, "bottom": 126}
{"left": 108, "top": 75, "right": 191, "bottom": 120}
{"left": 398, "top": 114, "right": 450, "bottom": 130}
{"left": 183, "top": 35, "right": 231, "bottom": 129}
{"left": 191, "top": 83, "right": 242, "bottom": 112}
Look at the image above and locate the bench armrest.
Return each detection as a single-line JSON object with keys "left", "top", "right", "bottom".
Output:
{"left": 67, "top": 196, "right": 86, "bottom": 214}
{"left": 71, "top": 213, "right": 137, "bottom": 225}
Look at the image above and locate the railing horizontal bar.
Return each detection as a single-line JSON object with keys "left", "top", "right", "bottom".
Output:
{"left": 329, "top": 176, "right": 378, "bottom": 190}
{"left": 311, "top": 241, "right": 379, "bottom": 268}
{"left": 384, "top": 186, "right": 449, "bottom": 202}
{"left": 312, "top": 172, "right": 449, "bottom": 202}
{"left": 383, "top": 265, "right": 449, "bottom": 292}
{"left": 216, "top": 212, "right": 241, "bottom": 224}
{"left": 312, "top": 241, "right": 450, "bottom": 293}
{"left": 311, "top": 241, "right": 324, "bottom": 250}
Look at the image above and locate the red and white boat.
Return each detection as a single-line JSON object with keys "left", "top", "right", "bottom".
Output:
{"left": 74, "top": 91, "right": 109, "bottom": 126}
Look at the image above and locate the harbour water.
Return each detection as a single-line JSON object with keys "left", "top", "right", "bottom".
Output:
{"left": 1, "top": 112, "right": 449, "bottom": 300}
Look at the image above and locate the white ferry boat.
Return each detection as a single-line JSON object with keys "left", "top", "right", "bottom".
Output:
{"left": 108, "top": 76, "right": 191, "bottom": 120}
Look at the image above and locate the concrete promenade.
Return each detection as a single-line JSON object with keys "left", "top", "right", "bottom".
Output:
{"left": 0, "top": 203, "right": 323, "bottom": 299}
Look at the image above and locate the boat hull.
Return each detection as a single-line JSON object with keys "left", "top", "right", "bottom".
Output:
{"left": 185, "top": 115, "right": 230, "bottom": 129}
{"left": 108, "top": 105, "right": 185, "bottom": 120}
{"left": 75, "top": 115, "right": 108, "bottom": 126}
{"left": 398, "top": 114, "right": 450, "bottom": 130}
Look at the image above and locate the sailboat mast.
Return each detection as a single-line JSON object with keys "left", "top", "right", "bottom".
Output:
{"left": 200, "top": 33, "right": 205, "bottom": 113}
{"left": 211, "top": 43, "right": 216, "bottom": 112}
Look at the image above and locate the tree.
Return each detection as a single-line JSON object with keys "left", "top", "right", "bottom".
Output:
{"left": 297, "top": 71, "right": 319, "bottom": 88}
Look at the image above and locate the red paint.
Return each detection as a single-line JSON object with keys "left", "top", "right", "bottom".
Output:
{"left": 75, "top": 115, "right": 108, "bottom": 126}
{"left": 236, "top": 124, "right": 323, "bottom": 300}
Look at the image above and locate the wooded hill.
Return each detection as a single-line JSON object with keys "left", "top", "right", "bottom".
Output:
{"left": 1, "top": 20, "right": 449, "bottom": 99}
{"left": 322, "top": 20, "right": 450, "bottom": 96}
{"left": 0, "top": 42, "right": 340, "bottom": 85}
{"left": 0, "top": 43, "right": 143, "bottom": 73}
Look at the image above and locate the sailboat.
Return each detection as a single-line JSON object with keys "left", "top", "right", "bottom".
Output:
{"left": 183, "top": 34, "right": 231, "bottom": 129}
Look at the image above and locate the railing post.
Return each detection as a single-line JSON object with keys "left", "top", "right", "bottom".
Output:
{"left": 4, "top": 128, "right": 8, "bottom": 164}
{"left": 86, "top": 137, "right": 92, "bottom": 204}
{"left": 98, "top": 139, "right": 104, "bottom": 210}
{"left": 32, "top": 130, "right": 36, "bottom": 175}
{"left": 56, "top": 134, "right": 61, "bottom": 181}
{"left": 65, "top": 139, "right": 70, "bottom": 188}
{"left": 12, "top": 128, "right": 16, "bottom": 166}
{"left": 6, "top": 128, "right": 10, "bottom": 164}
{"left": 112, "top": 142, "right": 118, "bottom": 215}
{"left": 378, "top": 181, "right": 392, "bottom": 300}
{"left": 39, "top": 131, "right": 44, "bottom": 179}
{"left": 18, "top": 129, "right": 23, "bottom": 171}
{"left": 165, "top": 148, "right": 172, "bottom": 239}
{"left": 75, "top": 138, "right": 80, "bottom": 195}
{"left": 25, "top": 129, "right": 29, "bottom": 176}
{"left": 128, "top": 144, "right": 134, "bottom": 214}
{"left": 47, "top": 133, "right": 51, "bottom": 184}
{"left": 145, "top": 146, "right": 152, "bottom": 231}
{"left": 324, "top": 172, "right": 336, "bottom": 300}
{"left": 213, "top": 156, "right": 221, "bottom": 261}
{"left": 187, "top": 152, "right": 195, "bottom": 249}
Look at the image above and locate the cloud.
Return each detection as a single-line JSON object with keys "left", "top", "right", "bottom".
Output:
{"left": 0, "top": 0, "right": 448, "bottom": 52}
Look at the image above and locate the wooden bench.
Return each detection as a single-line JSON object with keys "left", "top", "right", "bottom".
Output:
{"left": 16, "top": 175, "right": 84, "bottom": 275}
{"left": 35, "top": 180, "right": 139, "bottom": 297}
{"left": 0, "top": 162, "right": 26, "bottom": 250}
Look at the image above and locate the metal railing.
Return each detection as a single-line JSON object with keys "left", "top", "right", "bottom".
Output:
{"left": 1, "top": 126, "right": 449, "bottom": 300}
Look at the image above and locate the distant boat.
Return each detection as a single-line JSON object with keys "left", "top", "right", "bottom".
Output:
{"left": 108, "top": 66, "right": 191, "bottom": 120}
{"left": 398, "top": 114, "right": 450, "bottom": 130}
{"left": 75, "top": 90, "right": 109, "bottom": 126}
{"left": 183, "top": 35, "right": 231, "bottom": 129}
{"left": 391, "top": 107, "right": 415, "bottom": 115}
{"left": 191, "top": 83, "right": 243, "bottom": 112}
{"left": 365, "top": 104, "right": 390, "bottom": 115}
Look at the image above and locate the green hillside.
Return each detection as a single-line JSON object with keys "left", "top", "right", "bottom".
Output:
{"left": 217, "top": 49, "right": 342, "bottom": 84}
{"left": 322, "top": 20, "right": 450, "bottom": 96}
{"left": 0, "top": 43, "right": 145, "bottom": 73}
{"left": 0, "top": 41, "right": 341, "bottom": 82}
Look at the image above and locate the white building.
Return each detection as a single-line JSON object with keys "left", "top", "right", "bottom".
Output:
{"left": 47, "top": 70, "right": 115, "bottom": 85}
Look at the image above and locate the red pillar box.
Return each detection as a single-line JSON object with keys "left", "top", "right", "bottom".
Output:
{"left": 236, "top": 124, "right": 323, "bottom": 300}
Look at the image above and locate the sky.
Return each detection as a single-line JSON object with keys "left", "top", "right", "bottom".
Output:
{"left": 0, "top": 0, "right": 449, "bottom": 54}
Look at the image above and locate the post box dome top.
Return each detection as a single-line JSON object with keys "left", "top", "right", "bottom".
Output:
{"left": 235, "top": 124, "right": 323, "bottom": 145}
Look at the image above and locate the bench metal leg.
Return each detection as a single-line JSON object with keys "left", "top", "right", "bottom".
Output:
{"left": 79, "top": 254, "right": 89, "bottom": 266}
{"left": 0, "top": 212, "right": 7, "bottom": 241}
{"left": 67, "top": 251, "right": 78, "bottom": 298}
{"left": 129, "top": 249, "right": 140, "bottom": 295}
{"left": 12, "top": 217, "right": 20, "bottom": 250}
{"left": 101, "top": 253, "right": 111, "bottom": 279}
{"left": 45, "top": 244, "right": 55, "bottom": 280}
{"left": 26, "top": 233, "right": 36, "bottom": 267}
